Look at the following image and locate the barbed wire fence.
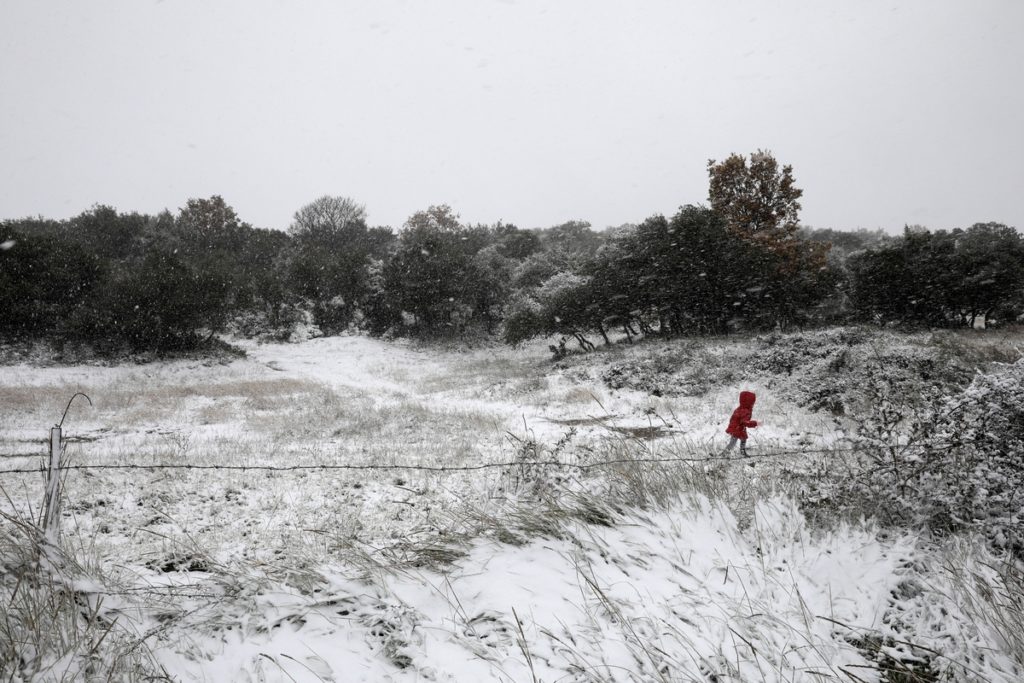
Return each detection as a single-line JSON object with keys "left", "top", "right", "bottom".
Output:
{"left": 0, "top": 442, "right": 953, "bottom": 476}
{"left": 1, "top": 377, "right": 963, "bottom": 475}
{"left": 0, "top": 402, "right": 966, "bottom": 605}
{"left": 0, "top": 389, "right": 958, "bottom": 547}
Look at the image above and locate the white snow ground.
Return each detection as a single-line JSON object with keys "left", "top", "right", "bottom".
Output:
{"left": 2, "top": 332, "right": 1022, "bottom": 681}
{"left": 154, "top": 497, "right": 916, "bottom": 682}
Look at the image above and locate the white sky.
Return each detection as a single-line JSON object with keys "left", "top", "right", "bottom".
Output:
{"left": 1, "top": 0, "right": 1021, "bottom": 233}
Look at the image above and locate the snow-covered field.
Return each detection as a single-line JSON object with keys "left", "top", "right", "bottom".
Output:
{"left": 2, "top": 331, "right": 1022, "bottom": 681}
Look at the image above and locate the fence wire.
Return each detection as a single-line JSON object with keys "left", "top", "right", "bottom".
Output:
{"left": 0, "top": 442, "right": 949, "bottom": 476}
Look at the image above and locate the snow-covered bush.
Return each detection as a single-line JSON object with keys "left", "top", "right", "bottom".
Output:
{"left": 753, "top": 327, "right": 970, "bottom": 416}
{"left": 287, "top": 307, "right": 325, "bottom": 343}
{"left": 501, "top": 293, "right": 544, "bottom": 346}
{"left": 752, "top": 327, "right": 867, "bottom": 375}
{"left": 839, "top": 358, "right": 1024, "bottom": 555}
{"left": 228, "top": 302, "right": 308, "bottom": 341}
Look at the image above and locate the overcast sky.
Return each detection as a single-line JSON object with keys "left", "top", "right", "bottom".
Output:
{"left": 1, "top": 1, "right": 1021, "bottom": 234}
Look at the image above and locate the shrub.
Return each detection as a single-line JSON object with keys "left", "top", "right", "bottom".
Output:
{"left": 838, "top": 358, "right": 1024, "bottom": 555}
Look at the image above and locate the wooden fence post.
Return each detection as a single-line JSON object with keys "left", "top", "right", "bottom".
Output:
{"left": 42, "top": 425, "right": 63, "bottom": 540}
{"left": 40, "top": 392, "right": 92, "bottom": 540}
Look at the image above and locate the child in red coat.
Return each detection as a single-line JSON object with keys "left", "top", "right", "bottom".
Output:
{"left": 724, "top": 391, "right": 758, "bottom": 456}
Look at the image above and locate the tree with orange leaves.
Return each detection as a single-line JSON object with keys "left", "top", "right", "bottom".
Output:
{"left": 707, "top": 149, "right": 803, "bottom": 240}
{"left": 708, "top": 150, "right": 833, "bottom": 328}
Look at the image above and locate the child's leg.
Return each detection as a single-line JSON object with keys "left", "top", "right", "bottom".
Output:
{"left": 739, "top": 438, "right": 748, "bottom": 456}
{"left": 724, "top": 436, "right": 738, "bottom": 453}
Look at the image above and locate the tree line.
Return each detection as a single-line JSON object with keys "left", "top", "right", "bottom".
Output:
{"left": 1, "top": 151, "right": 1022, "bottom": 354}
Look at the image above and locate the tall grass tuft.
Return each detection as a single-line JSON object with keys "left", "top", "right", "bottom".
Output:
{"left": 0, "top": 505, "right": 166, "bottom": 681}
{"left": 939, "top": 543, "right": 1024, "bottom": 681}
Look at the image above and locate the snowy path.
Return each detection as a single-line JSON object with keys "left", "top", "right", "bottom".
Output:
{"left": 242, "top": 336, "right": 446, "bottom": 400}
{"left": 241, "top": 336, "right": 570, "bottom": 437}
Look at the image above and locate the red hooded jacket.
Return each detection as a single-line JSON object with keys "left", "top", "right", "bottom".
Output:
{"left": 725, "top": 391, "right": 758, "bottom": 440}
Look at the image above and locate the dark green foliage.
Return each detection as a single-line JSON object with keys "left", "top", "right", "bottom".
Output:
{"left": 800, "top": 226, "right": 891, "bottom": 260}
{"left": 949, "top": 222, "right": 1024, "bottom": 326}
{"left": 539, "top": 220, "right": 602, "bottom": 264}
{"left": 470, "top": 246, "right": 517, "bottom": 334}
{"left": 368, "top": 209, "right": 594, "bottom": 338}
{"left": 848, "top": 223, "right": 1024, "bottom": 327}
{"left": 1, "top": 182, "right": 1016, "bottom": 357}
{"left": 0, "top": 231, "right": 103, "bottom": 339}
{"left": 82, "top": 250, "right": 233, "bottom": 351}
{"left": 1, "top": 199, "right": 285, "bottom": 353}
{"left": 512, "top": 252, "right": 563, "bottom": 290}
{"left": 380, "top": 205, "right": 488, "bottom": 333}
{"left": 237, "top": 227, "right": 295, "bottom": 329}
{"left": 289, "top": 223, "right": 394, "bottom": 332}
{"left": 644, "top": 206, "right": 754, "bottom": 334}
{"left": 507, "top": 205, "right": 835, "bottom": 348}
{"left": 68, "top": 205, "right": 149, "bottom": 260}
{"left": 361, "top": 258, "right": 402, "bottom": 335}
{"left": 287, "top": 196, "right": 394, "bottom": 332}
{"left": 493, "top": 223, "right": 540, "bottom": 260}
{"left": 504, "top": 272, "right": 602, "bottom": 349}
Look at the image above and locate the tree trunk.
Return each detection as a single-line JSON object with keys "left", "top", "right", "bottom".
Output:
{"left": 671, "top": 311, "right": 684, "bottom": 337}
{"left": 574, "top": 333, "right": 595, "bottom": 351}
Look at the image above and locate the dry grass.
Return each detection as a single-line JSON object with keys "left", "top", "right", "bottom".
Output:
{"left": 412, "top": 349, "right": 545, "bottom": 398}
{"left": 0, "top": 355, "right": 513, "bottom": 580}
{"left": 0, "top": 508, "right": 166, "bottom": 681}
{"left": 0, "top": 368, "right": 327, "bottom": 434}
{"left": 940, "top": 542, "right": 1024, "bottom": 677}
{"left": 558, "top": 386, "right": 598, "bottom": 404}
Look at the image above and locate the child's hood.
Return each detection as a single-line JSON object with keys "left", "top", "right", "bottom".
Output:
{"left": 739, "top": 391, "right": 756, "bottom": 408}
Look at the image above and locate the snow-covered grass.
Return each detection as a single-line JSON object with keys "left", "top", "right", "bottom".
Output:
{"left": 1, "top": 328, "right": 1023, "bottom": 681}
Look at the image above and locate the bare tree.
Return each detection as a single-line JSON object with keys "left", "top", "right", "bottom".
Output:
{"left": 290, "top": 195, "right": 367, "bottom": 239}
